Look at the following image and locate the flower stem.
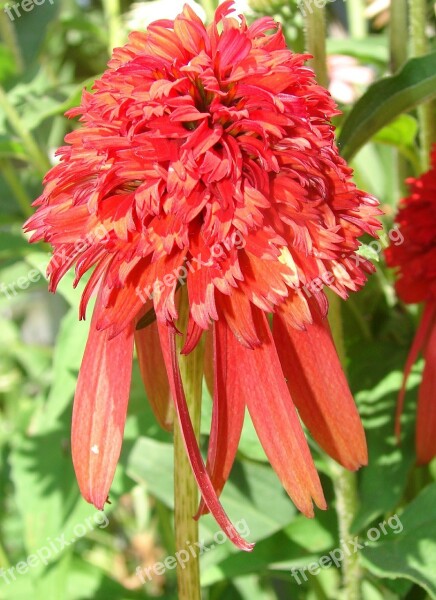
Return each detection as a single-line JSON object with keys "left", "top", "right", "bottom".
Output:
{"left": 174, "top": 291, "right": 204, "bottom": 600}
{"left": 102, "top": 0, "right": 123, "bottom": 55}
{"left": 390, "top": 0, "right": 408, "bottom": 73}
{"left": 331, "top": 463, "right": 362, "bottom": 600}
{"left": 0, "top": 86, "right": 51, "bottom": 176}
{"left": 328, "top": 292, "right": 362, "bottom": 600}
{"left": 304, "top": 4, "right": 329, "bottom": 88}
{"left": 390, "top": 0, "right": 409, "bottom": 195}
{"left": 409, "top": 0, "right": 436, "bottom": 170}
{"left": 347, "top": 0, "right": 367, "bottom": 39}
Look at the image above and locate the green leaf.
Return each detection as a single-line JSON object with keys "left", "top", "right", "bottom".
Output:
{"left": 372, "top": 114, "right": 418, "bottom": 149}
{"left": 33, "top": 308, "right": 90, "bottom": 431}
{"left": 127, "top": 437, "right": 296, "bottom": 543}
{"left": 202, "top": 511, "right": 337, "bottom": 586}
{"left": 8, "top": 419, "right": 111, "bottom": 599}
{"left": 362, "top": 484, "right": 436, "bottom": 598}
{"left": 338, "top": 52, "right": 436, "bottom": 160}
{"left": 348, "top": 340, "right": 417, "bottom": 532}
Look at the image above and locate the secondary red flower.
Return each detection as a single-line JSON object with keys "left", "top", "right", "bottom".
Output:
{"left": 385, "top": 147, "right": 436, "bottom": 465}
{"left": 24, "top": 1, "right": 380, "bottom": 549}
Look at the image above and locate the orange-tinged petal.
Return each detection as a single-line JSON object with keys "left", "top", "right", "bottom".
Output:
{"left": 235, "top": 308, "right": 326, "bottom": 516}
{"left": 72, "top": 300, "right": 134, "bottom": 509}
{"left": 273, "top": 312, "right": 367, "bottom": 470}
{"left": 197, "top": 319, "right": 246, "bottom": 517}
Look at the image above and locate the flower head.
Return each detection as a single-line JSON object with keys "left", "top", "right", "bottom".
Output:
{"left": 386, "top": 147, "right": 436, "bottom": 464}
{"left": 25, "top": 1, "right": 380, "bottom": 549}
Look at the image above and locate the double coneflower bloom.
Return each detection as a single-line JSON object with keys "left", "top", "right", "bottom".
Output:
{"left": 386, "top": 148, "right": 436, "bottom": 465}
{"left": 25, "top": 1, "right": 380, "bottom": 549}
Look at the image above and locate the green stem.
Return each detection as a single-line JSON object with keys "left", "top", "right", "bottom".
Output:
{"left": 390, "top": 0, "right": 410, "bottom": 196}
{"left": 390, "top": 0, "right": 408, "bottom": 73}
{"left": 347, "top": 0, "right": 367, "bottom": 39}
{"left": 102, "top": 0, "right": 123, "bottom": 55}
{"left": 304, "top": 3, "right": 329, "bottom": 88}
{"left": 331, "top": 463, "right": 362, "bottom": 600}
{"left": 328, "top": 293, "right": 362, "bottom": 600}
{"left": 0, "top": 86, "right": 51, "bottom": 176}
{"left": 174, "top": 291, "right": 204, "bottom": 600}
{"left": 0, "top": 11, "right": 24, "bottom": 73}
{"left": 0, "top": 158, "right": 33, "bottom": 218}
{"left": 409, "top": 0, "right": 436, "bottom": 170}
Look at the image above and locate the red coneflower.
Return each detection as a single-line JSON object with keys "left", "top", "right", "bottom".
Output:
{"left": 385, "top": 147, "right": 436, "bottom": 465}
{"left": 24, "top": 1, "right": 380, "bottom": 550}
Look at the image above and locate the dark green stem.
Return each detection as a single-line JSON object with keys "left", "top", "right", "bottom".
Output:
{"left": 304, "top": 4, "right": 329, "bottom": 88}
{"left": 409, "top": 0, "right": 436, "bottom": 170}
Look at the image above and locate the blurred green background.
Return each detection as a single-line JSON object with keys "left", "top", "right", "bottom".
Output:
{"left": 1, "top": 0, "right": 436, "bottom": 599}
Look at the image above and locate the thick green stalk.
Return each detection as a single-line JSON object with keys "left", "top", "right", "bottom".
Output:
{"left": 0, "top": 86, "right": 51, "bottom": 176}
{"left": 174, "top": 292, "right": 204, "bottom": 600}
{"left": 304, "top": 4, "right": 329, "bottom": 88}
{"left": 328, "top": 293, "right": 362, "bottom": 600}
{"left": 102, "top": 0, "right": 123, "bottom": 55}
{"left": 347, "top": 0, "right": 367, "bottom": 39}
{"left": 390, "top": 0, "right": 408, "bottom": 73}
{"left": 409, "top": 0, "right": 436, "bottom": 170}
{"left": 331, "top": 461, "right": 362, "bottom": 600}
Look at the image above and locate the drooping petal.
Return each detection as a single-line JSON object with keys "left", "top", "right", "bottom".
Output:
{"left": 416, "top": 312, "right": 436, "bottom": 464}
{"left": 157, "top": 321, "right": 254, "bottom": 551}
{"left": 396, "top": 302, "right": 436, "bottom": 440}
{"left": 72, "top": 298, "right": 134, "bottom": 509}
{"left": 134, "top": 321, "right": 173, "bottom": 431}
{"left": 230, "top": 307, "right": 326, "bottom": 516}
{"left": 197, "top": 319, "right": 246, "bottom": 517}
{"left": 273, "top": 312, "right": 367, "bottom": 470}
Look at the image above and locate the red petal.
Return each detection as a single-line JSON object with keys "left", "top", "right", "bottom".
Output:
{"left": 196, "top": 320, "right": 246, "bottom": 517}
{"left": 273, "top": 313, "right": 367, "bottom": 470}
{"left": 396, "top": 302, "right": 436, "bottom": 440}
{"left": 72, "top": 299, "right": 134, "bottom": 509}
{"left": 416, "top": 314, "right": 436, "bottom": 464}
{"left": 232, "top": 308, "right": 326, "bottom": 516}
{"left": 203, "top": 328, "right": 214, "bottom": 396}
{"left": 157, "top": 321, "right": 254, "bottom": 551}
{"left": 217, "top": 289, "right": 261, "bottom": 348}
{"left": 181, "top": 314, "right": 205, "bottom": 355}
{"left": 135, "top": 321, "right": 173, "bottom": 431}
